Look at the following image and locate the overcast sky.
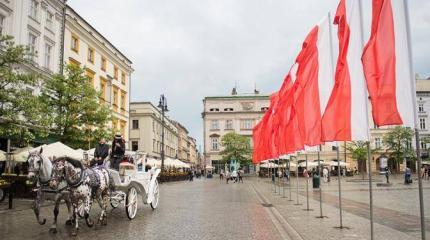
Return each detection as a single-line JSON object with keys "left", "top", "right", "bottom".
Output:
{"left": 69, "top": 0, "right": 430, "bottom": 148}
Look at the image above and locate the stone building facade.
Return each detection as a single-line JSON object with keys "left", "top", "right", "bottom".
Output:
{"left": 129, "top": 102, "right": 179, "bottom": 159}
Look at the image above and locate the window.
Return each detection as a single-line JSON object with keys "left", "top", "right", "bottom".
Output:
{"left": 86, "top": 69, "right": 95, "bottom": 86}
{"left": 28, "top": 33, "right": 37, "bottom": 60}
{"left": 261, "top": 107, "right": 269, "bottom": 111}
{"left": 210, "top": 120, "right": 219, "bottom": 130}
{"left": 375, "top": 138, "right": 381, "bottom": 149}
{"left": 99, "top": 77, "right": 107, "bottom": 100}
{"left": 120, "top": 91, "right": 126, "bottom": 111}
{"left": 420, "top": 118, "right": 426, "bottom": 130}
{"left": 112, "top": 118, "right": 118, "bottom": 131}
{"left": 68, "top": 57, "right": 80, "bottom": 67}
{"left": 101, "top": 56, "right": 106, "bottom": 71}
{"left": 224, "top": 108, "right": 233, "bottom": 112}
{"left": 46, "top": 11, "right": 53, "bottom": 30}
{"left": 241, "top": 119, "right": 253, "bottom": 129}
{"left": 87, "top": 47, "right": 94, "bottom": 63}
{"left": 44, "top": 43, "right": 52, "bottom": 70}
{"left": 30, "top": 0, "right": 39, "bottom": 19}
{"left": 152, "top": 121, "right": 155, "bottom": 133}
{"left": 419, "top": 104, "right": 424, "bottom": 112}
{"left": 0, "top": 15, "right": 5, "bottom": 35}
{"left": 209, "top": 108, "right": 219, "bottom": 112}
{"left": 121, "top": 71, "right": 126, "bottom": 85}
{"left": 71, "top": 35, "right": 79, "bottom": 52}
{"left": 421, "top": 141, "right": 427, "bottom": 150}
{"left": 120, "top": 120, "right": 126, "bottom": 137}
{"left": 153, "top": 139, "right": 156, "bottom": 152}
{"left": 132, "top": 120, "right": 139, "bottom": 129}
{"left": 131, "top": 141, "right": 139, "bottom": 151}
{"left": 211, "top": 137, "right": 219, "bottom": 151}
{"left": 225, "top": 120, "right": 233, "bottom": 130}
{"left": 113, "top": 87, "right": 119, "bottom": 110}
{"left": 114, "top": 66, "right": 119, "bottom": 80}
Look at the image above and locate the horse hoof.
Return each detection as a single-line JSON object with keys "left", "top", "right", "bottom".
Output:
{"left": 65, "top": 219, "right": 73, "bottom": 225}
{"left": 39, "top": 218, "right": 46, "bottom": 225}
{"left": 71, "top": 231, "right": 77, "bottom": 237}
{"left": 49, "top": 228, "right": 57, "bottom": 234}
{"left": 102, "top": 218, "right": 107, "bottom": 226}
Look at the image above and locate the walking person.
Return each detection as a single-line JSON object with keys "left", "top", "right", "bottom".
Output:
{"left": 237, "top": 170, "right": 243, "bottom": 183}
{"left": 220, "top": 170, "right": 224, "bottom": 180}
{"left": 225, "top": 170, "right": 231, "bottom": 184}
{"left": 110, "top": 132, "right": 125, "bottom": 171}
{"left": 323, "top": 167, "right": 328, "bottom": 183}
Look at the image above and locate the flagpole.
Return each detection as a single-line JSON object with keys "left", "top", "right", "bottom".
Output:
{"left": 316, "top": 145, "right": 326, "bottom": 218}
{"left": 404, "top": 1, "right": 426, "bottom": 239}
{"left": 282, "top": 158, "right": 287, "bottom": 198}
{"left": 278, "top": 158, "right": 281, "bottom": 195}
{"left": 336, "top": 142, "right": 344, "bottom": 229}
{"left": 288, "top": 156, "right": 293, "bottom": 201}
{"left": 357, "top": 0, "right": 375, "bottom": 238}
{"left": 294, "top": 154, "right": 301, "bottom": 206}
{"left": 304, "top": 152, "right": 312, "bottom": 211}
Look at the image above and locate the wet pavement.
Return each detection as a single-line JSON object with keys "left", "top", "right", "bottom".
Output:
{"left": 1, "top": 175, "right": 429, "bottom": 240}
{"left": 0, "top": 178, "right": 283, "bottom": 240}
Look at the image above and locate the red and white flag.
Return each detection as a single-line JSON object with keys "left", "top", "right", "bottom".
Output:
{"left": 321, "top": 0, "right": 370, "bottom": 141}
{"left": 362, "top": 0, "right": 414, "bottom": 128}
{"left": 291, "top": 16, "right": 333, "bottom": 148}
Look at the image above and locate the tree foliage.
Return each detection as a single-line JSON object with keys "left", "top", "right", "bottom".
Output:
{"left": 0, "top": 35, "right": 51, "bottom": 146}
{"left": 220, "top": 132, "right": 251, "bottom": 165}
{"left": 383, "top": 126, "right": 415, "bottom": 165}
{"left": 42, "top": 64, "right": 112, "bottom": 149}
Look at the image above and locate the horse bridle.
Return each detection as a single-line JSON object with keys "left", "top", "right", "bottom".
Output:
{"left": 28, "top": 153, "right": 50, "bottom": 186}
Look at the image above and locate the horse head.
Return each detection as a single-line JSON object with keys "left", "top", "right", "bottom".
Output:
{"left": 27, "top": 148, "right": 44, "bottom": 180}
{"left": 63, "top": 158, "right": 84, "bottom": 187}
{"left": 49, "top": 158, "right": 66, "bottom": 189}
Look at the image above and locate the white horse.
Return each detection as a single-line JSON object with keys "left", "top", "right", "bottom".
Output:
{"left": 27, "top": 148, "right": 73, "bottom": 233}
{"left": 50, "top": 157, "right": 110, "bottom": 236}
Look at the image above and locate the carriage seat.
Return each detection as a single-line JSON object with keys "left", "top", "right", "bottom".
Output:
{"left": 107, "top": 169, "right": 130, "bottom": 187}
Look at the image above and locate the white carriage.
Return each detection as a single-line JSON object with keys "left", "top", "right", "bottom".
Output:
{"left": 106, "top": 162, "right": 161, "bottom": 219}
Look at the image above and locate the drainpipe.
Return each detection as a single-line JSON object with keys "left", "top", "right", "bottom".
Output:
{"left": 59, "top": 1, "right": 67, "bottom": 75}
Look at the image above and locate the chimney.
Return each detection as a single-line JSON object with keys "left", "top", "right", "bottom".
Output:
{"left": 231, "top": 87, "right": 237, "bottom": 95}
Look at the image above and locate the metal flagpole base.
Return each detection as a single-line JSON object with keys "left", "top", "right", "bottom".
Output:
{"left": 294, "top": 203, "right": 302, "bottom": 206}
{"left": 315, "top": 216, "right": 328, "bottom": 219}
{"left": 333, "top": 226, "right": 350, "bottom": 230}
{"left": 302, "top": 209, "right": 314, "bottom": 211}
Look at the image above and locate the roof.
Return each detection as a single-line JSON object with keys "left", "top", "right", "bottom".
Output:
{"left": 66, "top": 5, "right": 132, "bottom": 64}
{"left": 416, "top": 79, "right": 430, "bottom": 92}
{"left": 204, "top": 94, "right": 270, "bottom": 100}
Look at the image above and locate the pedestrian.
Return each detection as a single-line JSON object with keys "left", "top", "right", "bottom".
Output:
{"left": 225, "top": 170, "right": 230, "bottom": 184}
{"left": 238, "top": 170, "right": 243, "bottom": 183}
{"left": 421, "top": 166, "right": 426, "bottom": 179}
{"left": 188, "top": 169, "right": 194, "bottom": 181}
{"left": 385, "top": 166, "right": 390, "bottom": 183}
{"left": 322, "top": 168, "right": 328, "bottom": 183}
{"left": 232, "top": 170, "right": 238, "bottom": 183}
{"left": 285, "top": 168, "right": 290, "bottom": 181}
{"left": 405, "top": 167, "right": 412, "bottom": 184}
{"left": 427, "top": 166, "right": 430, "bottom": 180}
{"left": 220, "top": 170, "right": 224, "bottom": 180}
{"left": 93, "top": 138, "right": 109, "bottom": 166}
{"left": 303, "top": 168, "right": 308, "bottom": 178}
{"left": 354, "top": 166, "right": 358, "bottom": 175}
{"left": 110, "top": 132, "right": 125, "bottom": 171}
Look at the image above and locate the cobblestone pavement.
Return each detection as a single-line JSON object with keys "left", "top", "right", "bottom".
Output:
{"left": 258, "top": 174, "right": 430, "bottom": 240}
{"left": 0, "top": 178, "right": 283, "bottom": 240}
{"left": 1, "top": 175, "right": 429, "bottom": 240}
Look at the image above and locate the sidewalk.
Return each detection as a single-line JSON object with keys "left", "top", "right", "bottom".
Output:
{"left": 249, "top": 176, "right": 429, "bottom": 240}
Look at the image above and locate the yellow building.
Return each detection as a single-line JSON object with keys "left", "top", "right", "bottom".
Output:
{"left": 64, "top": 6, "right": 133, "bottom": 144}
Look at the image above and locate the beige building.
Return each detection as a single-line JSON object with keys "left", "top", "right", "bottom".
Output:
{"left": 202, "top": 89, "right": 270, "bottom": 172}
{"left": 64, "top": 6, "right": 133, "bottom": 143}
{"left": 188, "top": 136, "right": 198, "bottom": 165}
{"left": 129, "top": 102, "right": 179, "bottom": 159}
{"left": 172, "top": 121, "right": 190, "bottom": 162}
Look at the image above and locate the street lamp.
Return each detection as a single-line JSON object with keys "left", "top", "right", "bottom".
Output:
{"left": 157, "top": 94, "right": 168, "bottom": 171}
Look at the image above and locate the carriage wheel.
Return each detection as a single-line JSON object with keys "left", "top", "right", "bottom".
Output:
{"left": 126, "top": 187, "right": 138, "bottom": 220}
{"left": 0, "top": 189, "right": 5, "bottom": 202}
{"left": 150, "top": 180, "right": 159, "bottom": 210}
{"left": 77, "top": 200, "right": 85, "bottom": 218}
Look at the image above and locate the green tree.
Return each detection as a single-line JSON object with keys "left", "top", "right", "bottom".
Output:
{"left": 42, "top": 64, "right": 112, "bottom": 149}
{"left": 0, "top": 35, "right": 51, "bottom": 146}
{"left": 346, "top": 141, "right": 378, "bottom": 179}
{"left": 383, "top": 126, "right": 415, "bottom": 172}
{"left": 220, "top": 132, "right": 251, "bottom": 165}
